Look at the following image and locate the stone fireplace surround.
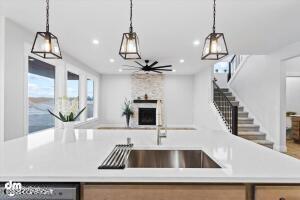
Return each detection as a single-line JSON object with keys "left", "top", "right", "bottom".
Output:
{"left": 131, "top": 74, "right": 164, "bottom": 128}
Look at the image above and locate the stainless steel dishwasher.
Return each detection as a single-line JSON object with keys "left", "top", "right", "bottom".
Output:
{"left": 0, "top": 182, "right": 79, "bottom": 200}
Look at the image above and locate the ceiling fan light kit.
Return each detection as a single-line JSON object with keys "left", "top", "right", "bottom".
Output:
{"left": 201, "top": 0, "right": 229, "bottom": 60}
{"left": 119, "top": 0, "right": 141, "bottom": 60}
{"left": 31, "top": 0, "right": 62, "bottom": 59}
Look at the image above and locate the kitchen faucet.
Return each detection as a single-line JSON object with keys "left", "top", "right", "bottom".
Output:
{"left": 157, "top": 125, "right": 163, "bottom": 145}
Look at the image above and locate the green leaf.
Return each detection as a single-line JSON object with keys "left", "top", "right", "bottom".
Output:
{"left": 74, "top": 107, "right": 86, "bottom": 121}
{"left": 59, "top": 112, "right": 67, "bottom": 122}
{"left": 69, "top": 112, "right": 74, "bottom": 121}
{"left": 48, "top": 109, "right": 64, "bottom": 122}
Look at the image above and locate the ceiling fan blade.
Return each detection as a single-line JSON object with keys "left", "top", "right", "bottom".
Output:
{"left": 122, "top": 65, "right": 141, "bottom": 69}
{"left": 152, "top": 70, "right": 163, "bottom": 74}
{"left": 152, "top": 65, "right": 172, "bottom": 69}
{"left": 154, "top": 69, "right": 173, "bottom": 71}
{"left": 149, "top": 61, "right": 158, "bottom": 67}
{"left": 134, "top": 61, "right": 145, "bottom": 67}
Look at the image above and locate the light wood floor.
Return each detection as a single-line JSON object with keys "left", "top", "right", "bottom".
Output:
{"left": 286, "top": 139, "right": 300, "bottom": 159}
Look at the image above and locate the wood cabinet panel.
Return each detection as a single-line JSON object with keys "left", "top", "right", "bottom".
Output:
{"left": 256, "top": 186, "right": 300, "bottom": 200}
{"left": 82, "top": 184, "right": 246, "bottom": 200}
{"left": 291, "top": 117, "right": 300, "bottom": 142}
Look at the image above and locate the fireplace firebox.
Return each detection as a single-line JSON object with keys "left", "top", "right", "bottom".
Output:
{"left": 138, "top": 108, "right": 156, "bottom": 125}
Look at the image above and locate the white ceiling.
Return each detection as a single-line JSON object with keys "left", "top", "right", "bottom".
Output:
{"left": 1, "top": 0, "right": 300, "bottom": 74}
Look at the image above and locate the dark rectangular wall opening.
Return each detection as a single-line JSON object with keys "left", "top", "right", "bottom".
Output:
{"left": 138, "top": 108, "right": 156, "bottom": 125}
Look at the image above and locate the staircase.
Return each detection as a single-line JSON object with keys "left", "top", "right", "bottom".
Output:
{"left": 216, "top": 88, "right": 274, "bottom": 149}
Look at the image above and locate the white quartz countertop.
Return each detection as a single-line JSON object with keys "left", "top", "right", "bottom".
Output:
{"left": 0, "top": 129, "right": 300, "bottom": 183}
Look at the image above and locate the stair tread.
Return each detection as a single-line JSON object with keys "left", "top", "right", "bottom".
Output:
{"left": 238, "top": 117, "right": 254, "bottom": 120}
{"left": 252, "top": 140, "right": 274, "bottom": 145}
{"left": 238, "top": 131, "right": 266, "bottom": 136}
{"left": 238, "top": 124, "right": 259, "bottom": 127}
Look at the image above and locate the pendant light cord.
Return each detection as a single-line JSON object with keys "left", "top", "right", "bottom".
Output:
{"left": 46, "top": 0, "right": 50, "bottom": 32}
{"left": 129, "top": 0, "right": 133, "bottom": 33}
{"left": 213, "top": 0, "right": 216, "bottom": 33}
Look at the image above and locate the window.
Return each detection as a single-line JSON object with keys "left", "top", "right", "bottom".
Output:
{"left": 214, "top": 62, "right": 229, "bottom": 73}
{"left": 67, "top": 71, "right": 80, "bottom": 103}
{"left": 28, "top": 56, "right": 55, "bottom": 133}
{"left": 87, "top": 79, "right": 94, "bottom": 119}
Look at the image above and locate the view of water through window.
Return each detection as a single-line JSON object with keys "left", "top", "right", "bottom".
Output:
{"left": 28, "top": 57, "right": 55, "bottom": 134}
{"left": 87, "top": 79, "right": 94, "bottom": 118}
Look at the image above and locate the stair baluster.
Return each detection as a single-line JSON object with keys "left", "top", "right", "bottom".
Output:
{"left": 213, "top": 80, "right": 238, "bottom": 135}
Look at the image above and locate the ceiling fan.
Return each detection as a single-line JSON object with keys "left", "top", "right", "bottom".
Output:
{"left": 122, "top": 60, "right": 173, "bottom": 74}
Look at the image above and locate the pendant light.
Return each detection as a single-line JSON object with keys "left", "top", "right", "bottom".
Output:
{"left": 31, "top": 0, "right": 62, "bottom": 59}
{"left": 201, "top": 0, "right": 228, "bottom": 60}
{"left": 119, "top": 0, "right": 141, "bottom": 60}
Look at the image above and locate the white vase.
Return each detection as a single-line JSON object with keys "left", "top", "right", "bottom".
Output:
{"left": 62, "top": 122, "right": 76, "bottom": 143}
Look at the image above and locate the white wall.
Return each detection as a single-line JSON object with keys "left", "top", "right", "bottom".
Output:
{"left": 286, "top": 77, "right": 300, "bottom": 114}
{"left": 4, "top": 18, "right": 32, "bottom": 140}
{"left": 99, "top": 75, "right": 132, "bottom": 125}
{"left": 285, "top": 56, "right": 300, "bottom": 114}
{"left": 164, "top": 75, "right": 194, "bottom": 127}
{"left": 99, "top": 74, "right": 195, "bottom": 127}
{"left": 228, "top": 55, "right": 283, "bottom": 151}
{"left": 0, "top": 16, "right": 5, "bottom": 143}
{"left": 193, "top": 67, "right": 223, "bottom": 131}
{"left": 2, "top": 18, "right": 101, "bottom": 140}
{"left": 214, "top": 73, "right": 228, "bottom": 88}
{"left": 285, "top": 57, "right": 300, "bottom": 76}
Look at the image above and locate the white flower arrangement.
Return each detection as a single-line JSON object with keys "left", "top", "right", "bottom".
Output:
{"left": 48, "top": 96, "right": 86, "bottom": 122}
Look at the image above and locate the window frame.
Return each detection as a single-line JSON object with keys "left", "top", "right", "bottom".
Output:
{"left": 24, "top": 45, "right": 62, "bottom": 135}
{"left": 24, "top": 44, "right": 99, "bottom": 134}
{"left": 86, "top": 77, "right": 96, "bottom": 120}
{"left": 65, "top": 64, "right": 82, "bottom": 123}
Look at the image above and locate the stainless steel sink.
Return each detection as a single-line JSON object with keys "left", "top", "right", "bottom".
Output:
{"left": 126, "top": 150, "right": 221, "bottom": 168}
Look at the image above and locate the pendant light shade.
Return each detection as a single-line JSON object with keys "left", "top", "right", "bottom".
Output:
{"left": 31, "top": 0, "right": 62, "bottom": 59}
{"left": 202, "top": 0, "right": 228, "bottom": 60}
{"left": 119, "top": 0, "right": 141, "bottom": 60}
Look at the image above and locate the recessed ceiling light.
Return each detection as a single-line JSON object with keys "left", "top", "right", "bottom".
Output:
{"left": 180, "top": 59, "right": 185, "bottom": 63}
{"left": 92, "top": 39, "right": 99, "bottom": 45}
{"left": 109, "top": 58, "right": 115, "bottom": 63}
{"left": 118, "top": 69, "right": 123, "bottom": 72}
{"left": 172, "top": 69, "right": 176, "bottom": 72}
{"left": 193, "top": 40, "right": 200, "bottom": 46}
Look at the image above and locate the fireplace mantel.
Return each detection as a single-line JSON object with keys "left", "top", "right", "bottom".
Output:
{"left": 133, "top": 100, "right": 158, "bottom": 103}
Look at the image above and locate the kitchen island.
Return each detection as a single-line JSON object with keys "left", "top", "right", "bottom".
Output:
{"left": 0, "top": 129, "right": 300, "bottom": 199}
